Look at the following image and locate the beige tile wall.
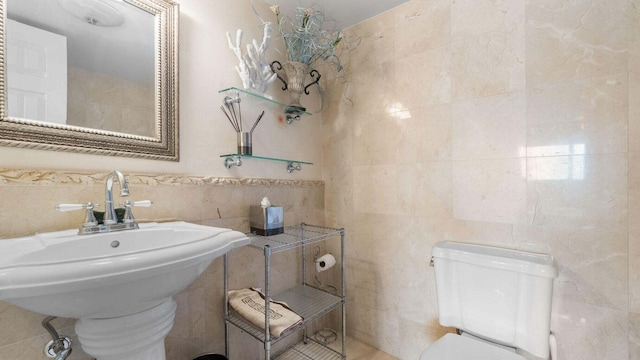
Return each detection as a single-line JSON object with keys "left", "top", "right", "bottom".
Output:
{"left": 67, "top": 67, "right": 155, "bottom": 138}
{"left": 323, "top": 0, "right": 638, "bottom": 358}
{"left": 0, "top": 169, "right": 325, "bottom": 360}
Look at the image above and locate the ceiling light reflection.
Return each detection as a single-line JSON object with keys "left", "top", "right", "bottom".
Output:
{"left": 386, "top": 102, "right": 412, "bottom": 120}
{"left": 528, "top": 144, "right": 585, "bottom": 181}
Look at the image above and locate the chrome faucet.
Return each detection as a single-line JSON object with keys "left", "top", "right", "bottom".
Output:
{"left": 55, "top": 170, "right": 153, "bottom": 234}
{"left": 103, "top": 170, "right": 129, "bottom": 225}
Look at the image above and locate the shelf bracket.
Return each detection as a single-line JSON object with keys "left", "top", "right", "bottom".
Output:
{"left": 287, "top": 162, "right": 302, "bottom": 173}
{"left": 224, "top": 156, "right": 242, "bottom": 169}
{"left": 285, "top": 106, "right": 305, "bottom": 124}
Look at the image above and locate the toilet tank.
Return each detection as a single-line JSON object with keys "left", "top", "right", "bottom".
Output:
{"left": 432, "top": 241, "right": 558, "bottom": 359}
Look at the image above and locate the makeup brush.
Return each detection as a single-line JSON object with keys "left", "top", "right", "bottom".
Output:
{"left": 220, "top": 105, "right": 239, "bottom": 132}
{"left": 249, "top": 111, "right": 265, "bottom": 134}
{"left": 228, "top": 100, "right": 239, "bottom": 131}
{"left": 238, "top": 98, "right": 243, "bottom": 132}
{"left": 223, "top": 96, "right": 240, "bottom": 131}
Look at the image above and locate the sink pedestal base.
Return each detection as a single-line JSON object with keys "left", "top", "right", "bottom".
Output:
{"left": 76, "top": 298, "right": 177, "bottom": 360}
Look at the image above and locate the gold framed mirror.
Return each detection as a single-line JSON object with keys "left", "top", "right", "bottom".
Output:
{"left": 0, "top": 0, "right": 179, "bottom": 161}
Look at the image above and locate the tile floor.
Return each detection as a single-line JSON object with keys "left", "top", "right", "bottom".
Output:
{"left": 344, "top": 337, "right": 398, "bottom": 360}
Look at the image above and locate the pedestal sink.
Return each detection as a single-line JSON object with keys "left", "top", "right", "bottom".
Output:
{"left": 0, "top": 221, "right": 249, "bottom": 360}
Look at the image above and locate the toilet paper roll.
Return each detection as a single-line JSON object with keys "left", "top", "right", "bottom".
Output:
{"left": 316, "top": 254, "right": 336, "bottom": 272}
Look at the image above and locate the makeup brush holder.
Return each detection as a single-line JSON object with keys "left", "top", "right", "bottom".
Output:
{"left": 237, "top": 132, "right": 252, "bottom": 155}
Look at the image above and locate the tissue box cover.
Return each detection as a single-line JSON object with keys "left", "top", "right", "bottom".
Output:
{"left": 250, "top": 206, "right": 284, "bottom": 236}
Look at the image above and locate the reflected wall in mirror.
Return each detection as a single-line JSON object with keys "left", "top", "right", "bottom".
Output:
{"left": 0, "top": 0, "right": 179, "bottom": 161}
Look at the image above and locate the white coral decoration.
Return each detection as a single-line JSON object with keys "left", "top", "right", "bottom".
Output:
{"left": 226, "top": 24, "right": 277, "bottom": 94}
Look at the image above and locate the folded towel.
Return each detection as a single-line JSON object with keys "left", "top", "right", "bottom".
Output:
{"left": 228, "top": 288, "right": 303, "bottom": 338}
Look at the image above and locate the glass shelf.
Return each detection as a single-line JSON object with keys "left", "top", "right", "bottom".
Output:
{"left": 220, "top": 154, "right": 312, "bottom": 165}
{"left": 221, "top": 154, "right": 313, "bottom": 173}
{"left": 219, "top": 87, "right": 314, "bottom": 172}
{"left": 219, "top": 87, "right": 311, "bottom": 121}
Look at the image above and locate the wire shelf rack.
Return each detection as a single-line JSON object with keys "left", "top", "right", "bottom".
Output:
{"left": 225, "top": 223, "right": 346, "bottom": 359}
{"left": 274, "top": 339, "right": 343, "bottom": 360}
{"left": 227, "top": 285, "right": 342, "bottom": 343}
{"left": 248, "top": 224, "right": 343, "bottom": 254}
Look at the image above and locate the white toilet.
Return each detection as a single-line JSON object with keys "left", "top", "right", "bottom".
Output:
{"left": 421, "top": 241, "right": 558, "bottom": 360}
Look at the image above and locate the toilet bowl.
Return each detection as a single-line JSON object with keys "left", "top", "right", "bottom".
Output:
{"left": 420, "top": 241, "right": 558, "bottom": 360}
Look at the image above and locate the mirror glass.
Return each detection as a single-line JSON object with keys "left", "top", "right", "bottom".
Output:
{"left": 0, "top": 0, "right": 179, "bottom": 161}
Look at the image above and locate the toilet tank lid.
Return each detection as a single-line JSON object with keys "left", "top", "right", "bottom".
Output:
{"left": 432, "top": 241, "right": 558, "bottom": 278}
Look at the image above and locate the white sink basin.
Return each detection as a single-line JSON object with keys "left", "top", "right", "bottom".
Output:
{"left": 0, "top": 221, "right": 249, "bottom": 360}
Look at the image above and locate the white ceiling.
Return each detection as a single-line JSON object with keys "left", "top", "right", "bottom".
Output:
{"left": 7, "top": 0, "right": 155, "bottom": 84}
{"left": 264, "top": 0, "right": 410, "bottom": 29}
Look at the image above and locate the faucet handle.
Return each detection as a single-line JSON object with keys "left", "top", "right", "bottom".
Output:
{"left": 120, "top": 200, "right": 153, "bottom": 224}
{"left": 55, "top": 203, "right": 98, "bottom": 212}
{"left": 55, "top": 202, "right": 100, "bottom": 227}
{"left": 129, "top": 200, "right": 153, "bottom": 207}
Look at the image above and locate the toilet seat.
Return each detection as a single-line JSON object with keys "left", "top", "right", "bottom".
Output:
{"left": 420, "top": 333, "right": 525, "bottom": 360}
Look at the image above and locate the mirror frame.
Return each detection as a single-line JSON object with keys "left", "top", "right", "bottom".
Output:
{"left": 0, "top": 0, "right": 179, "bottom": 161}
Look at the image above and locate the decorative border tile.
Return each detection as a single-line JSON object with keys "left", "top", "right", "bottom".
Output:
{"left": 0, "top": 169, "right": 324, "bottom": 188}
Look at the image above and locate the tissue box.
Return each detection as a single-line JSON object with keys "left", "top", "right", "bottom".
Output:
{"left": 250, "top": 206, "right": 284, "bottom": 236}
